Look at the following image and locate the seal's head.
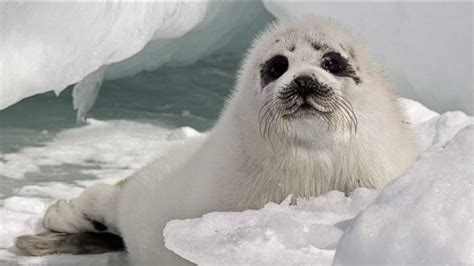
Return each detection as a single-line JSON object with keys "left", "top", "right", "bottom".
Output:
{"left": 235, "top": 17, "right": 384, "bottom": 147}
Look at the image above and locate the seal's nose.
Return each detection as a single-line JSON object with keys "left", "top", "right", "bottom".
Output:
{"left": 293, "top": 75, "right": 315, "bottom": 97}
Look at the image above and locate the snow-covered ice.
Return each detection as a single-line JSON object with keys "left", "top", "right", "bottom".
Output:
{"left": 1, "top": 99, "right": 471, "bottom": 265}
{"left": 334, "top": 126, "right": 474, "bottom": 265}
{"left": 164, "top": 189, "right": 379, "bottom": 265}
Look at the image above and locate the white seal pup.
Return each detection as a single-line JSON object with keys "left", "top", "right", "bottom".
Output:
{"left": 16, "top": 18, "right": 418, "bottom": 264}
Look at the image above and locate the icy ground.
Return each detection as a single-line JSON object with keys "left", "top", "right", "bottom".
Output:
{"left": 0, "top": 98, "right": 472, "bottom": 265}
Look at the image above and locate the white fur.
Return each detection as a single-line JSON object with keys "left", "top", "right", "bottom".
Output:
{"left": 43, "top": 18, "right": 418, "bottom": 264}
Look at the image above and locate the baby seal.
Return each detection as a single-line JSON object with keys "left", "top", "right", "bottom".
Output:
{"left": 16, "top": 18, "right": 418, "bottom": 264}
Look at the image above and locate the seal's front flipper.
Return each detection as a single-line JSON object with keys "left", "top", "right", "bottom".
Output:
{"left": 15, "top": 231, "right": 124, "bottom": 256}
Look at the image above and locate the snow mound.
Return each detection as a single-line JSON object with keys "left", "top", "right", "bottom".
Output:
{"left": 334, "top": 126, "right": 474, "bottom": 265}
{"left": 164, "top": 189, "right": 378, "bottom": 265}
{"left": 414, "top": 111, "right": 473, "bottom": 153}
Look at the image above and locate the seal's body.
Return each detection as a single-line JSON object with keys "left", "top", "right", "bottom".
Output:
{"left": 16, "top": 18, "right": 418, "bottom": 264}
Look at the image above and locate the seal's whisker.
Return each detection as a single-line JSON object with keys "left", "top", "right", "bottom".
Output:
{"left": 331, "top": 94, "right": 358, "bottom": 134}
{"left": 258, "top": 97, "right": 280, "bottom": 140}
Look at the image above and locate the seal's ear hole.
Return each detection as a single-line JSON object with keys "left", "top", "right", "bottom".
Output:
{"left": 260, "top": 55, "right": 289, "bottom": 87}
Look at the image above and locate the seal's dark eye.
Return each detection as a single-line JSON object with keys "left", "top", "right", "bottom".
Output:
{"left": 260, "top": 55, "right": 289, "bottom": 87}
{"left": 321, "top": 52, "right": 348, "bottom": 75}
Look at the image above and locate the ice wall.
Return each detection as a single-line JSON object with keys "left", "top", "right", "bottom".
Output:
{"left": 264, "top": 2, "right": 473, "bottom": 114}
{"left": 0, "top": 2, "right": 196, "bottom": 108}
{"left": 0, "top": 2, "right": 271, "bottom": 111}
{"left": 105, "top": 2, "right": 271, "bottom": 80}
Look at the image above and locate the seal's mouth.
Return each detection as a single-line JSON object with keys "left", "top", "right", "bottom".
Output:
{"left": 281, "top": 101, "right": 333, "bottom": 119}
